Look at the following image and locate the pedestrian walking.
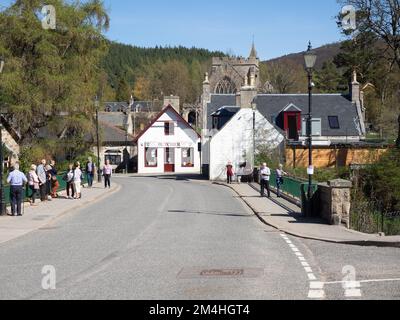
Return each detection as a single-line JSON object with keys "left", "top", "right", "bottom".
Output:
{"left": 260, "top": 163, "right": 271, "bottom": 198}
{"left": 73, "top": 162, "right": 83, "bottom": 199}
{"left": 226, "top": 161, "right": 234, "bottom": 184}
{"left": 7, "top": 163, "right": 28, "bottom": 216}
{"left": 103, "top": 160, "right": 112, "bottom": 189}
{"left": 49, "top": 160, "right": 59, "bottom": 198}
{"left": 63, "top": 164, "right": 75, "bottom": 199}
{"left": 36, "top": 159, "right": 47, "bottom": 202}
{"left": 27, "top": 164, "right": 40, "bottom": 206}
{"left": 85, "top": 157, "right": 96, "bottom": 188}
{"left": 276, "top": 164, "right": 288, "bottom": 198}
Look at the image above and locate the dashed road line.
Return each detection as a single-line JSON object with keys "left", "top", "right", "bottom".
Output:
{"left": 280, "top": 233, "right": 325, "bottom": 300}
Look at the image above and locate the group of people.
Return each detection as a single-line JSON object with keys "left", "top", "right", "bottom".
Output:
{"left": 6, "top": 157, "right": 114, "bottom": 217}
{"left": 226, "top": 162, "right": 288, "bottom": 198}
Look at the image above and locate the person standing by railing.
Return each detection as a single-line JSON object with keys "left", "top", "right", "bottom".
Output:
{"left": 276, "top": 164, "right": 288, "bottom": 198}
{"left": 37, "top": 159, "right": 47, "bottom": 202}
{"left": 260, "top": 163, "right": 271, "bottom": 198}
{"left": 49, "top": 160, "right": 59, "bottom": 198}
{"left": 28, "top": 164, "right": 40, "bottom": 206}
{"left": 7, "top": 163, "right": 28, "bottom": 216}
{"left": 63, "top": 164, "right": 75, "bottom": 199}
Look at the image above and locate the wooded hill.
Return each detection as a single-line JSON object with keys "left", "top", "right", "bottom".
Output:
{"left": 101, "top": 42, "right": 225, "bottom": 103}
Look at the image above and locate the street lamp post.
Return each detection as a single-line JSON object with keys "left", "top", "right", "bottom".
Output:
{"left": 0, "top": 57, "right": 6, "bottom": 216}
{"left": 251, "top": 101, "right": 257, "bottom": 182}
{"left": 95, "top": 96, "right": 102, "bottom": 183}
{"left": 304, "top": 42, "right": 317, "bottom": 216}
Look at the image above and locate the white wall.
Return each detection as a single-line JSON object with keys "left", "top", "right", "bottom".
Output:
{"left": 138, "top": 108, "right": 201, "bottom": 174}
{"left": 209, "top": 109, "right": 284, "bottom": 181}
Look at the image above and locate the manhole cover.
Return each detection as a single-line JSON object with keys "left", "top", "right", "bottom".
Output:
{"left": 178, "top": 268, "right": 264, "bottom": 279}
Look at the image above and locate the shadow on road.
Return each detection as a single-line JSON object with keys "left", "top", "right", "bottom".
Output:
{"left": 168, "top": 209, "right": 251, "bottom": 218}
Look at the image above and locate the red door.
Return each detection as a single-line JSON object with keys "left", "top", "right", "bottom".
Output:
{"left": 164, "top": 148, "right": 175, "bottom": 173}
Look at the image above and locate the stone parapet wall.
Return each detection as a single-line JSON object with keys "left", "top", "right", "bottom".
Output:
{"left": 317, "top": 179, "right": 352, "bottom": 227}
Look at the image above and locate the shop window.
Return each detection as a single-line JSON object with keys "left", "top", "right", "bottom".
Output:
{"left": 182, "top": 148, "right": 194, "bottom": 167}
{"left": 145, "top": 147, "right": 158, "bottom": 167}
{"left": 164, "top": 122, "right": 175, "bottom": 136}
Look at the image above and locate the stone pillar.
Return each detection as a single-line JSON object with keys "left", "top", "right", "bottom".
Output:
{"left": 318, "top": 179, "right": 352, "bottom": 227}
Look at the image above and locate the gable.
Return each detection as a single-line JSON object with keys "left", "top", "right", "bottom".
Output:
{"left": 134, "top": 105, "right": 200, "bottom": 143}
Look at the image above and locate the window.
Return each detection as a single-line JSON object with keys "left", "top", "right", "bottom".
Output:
{"left": 302, "top": 118, "right": 322, "bottom": 136}
{"left": 164, "top": 122, "right": 175, "bottom": 136}
{"left": 145, "top": 147, "right": 158, "bottom": 167}
{"left": 215, "top": 77, "right": 237, "bottom": 94}
{"left": 328, "top": 116, "right": 340, "bottom": 129}
{"left": 181, "top": 148, "right": 194, "bottom": 167}
{"left": 104, "top": 150, "right": 122, "bottom": 165}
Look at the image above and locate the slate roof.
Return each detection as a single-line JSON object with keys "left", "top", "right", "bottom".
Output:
{"left": 98, "top": 113, "right": 126, "bottom": 127}
{"left": 207, "top": 94, "right": 237, "bottom": 130}
{"left": 99, "top": 121, "right": 134, "bottom": 145}
{"left": 255, "top": 94, "right": 361, "bottom": 137}
{"left": 103, "top": 101, "right": 161, "bottom": 113}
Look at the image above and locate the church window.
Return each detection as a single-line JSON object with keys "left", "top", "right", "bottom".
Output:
{"left": 215, "top": 77, "right": 237, "bottom": 94}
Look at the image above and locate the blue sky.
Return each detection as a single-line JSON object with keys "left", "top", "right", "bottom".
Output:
{"left": 1, "top": 0, "right": 345, "bottom": 60}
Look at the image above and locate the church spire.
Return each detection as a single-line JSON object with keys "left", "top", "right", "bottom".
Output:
{"left": 249, "top": 38, "right": 257, "bottom": 59}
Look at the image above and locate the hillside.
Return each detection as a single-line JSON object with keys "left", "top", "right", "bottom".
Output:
{"left": 263, "top": 42, "right": 342, "bottom": 69}
{"left": 102, "top": 42, "right": 225, "bottom": 90}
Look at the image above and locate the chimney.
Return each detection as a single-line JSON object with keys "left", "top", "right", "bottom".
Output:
{"left": 350, "top": 70, "right": 360, "bottom": 103}
{"left": 239, "top": 75, "right": 257, "bottom": 109}
{"left": 164, "top": 95, "right": 180, "bottom": 113}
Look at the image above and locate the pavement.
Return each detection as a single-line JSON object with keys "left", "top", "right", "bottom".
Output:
{"left": 215, "top": 182, "right": 400, "bottom": 247}
{"left": 0, "top": 182, "right": 120, "bottom": 245}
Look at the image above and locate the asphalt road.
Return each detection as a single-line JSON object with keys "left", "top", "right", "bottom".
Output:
{"left": 0, "top": 176, "right": 398, "bottom": 300}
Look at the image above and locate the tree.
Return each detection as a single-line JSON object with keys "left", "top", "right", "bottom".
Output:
{"left": 116, "top": 77, "right": 132, "bottom": 102}
{"left": 315, "top": 61, "right": 342, "bottom": 93}
{"left": 337, "top": 0, "right": 400, "bottom": 140}
{"left": 0, "top": 0, "right": 110, "bottom": 146}
{"left": 264, "top": 60, "right": 306, "bottom": 94}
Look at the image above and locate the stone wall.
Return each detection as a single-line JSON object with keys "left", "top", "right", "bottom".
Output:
{"left": 317, "top": 179, "right": 352, "bottom": 227}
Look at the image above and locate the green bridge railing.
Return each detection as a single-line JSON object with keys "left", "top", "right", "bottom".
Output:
{"left": 268, "top": 171, "right": 304, "bottom": 199}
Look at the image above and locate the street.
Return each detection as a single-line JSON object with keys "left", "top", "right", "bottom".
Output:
{"left": 0, "top": 176, "right": 399, "bottom": 300}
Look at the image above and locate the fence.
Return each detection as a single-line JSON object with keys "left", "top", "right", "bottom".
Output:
{"left": 350, "top": 199, "right": 400, "bottom": 236}
{"left": 268, "top": 171, "right": 304, "bottom": 200}
{"left": 1, "top": 172, "right": 69, "bottom": 205}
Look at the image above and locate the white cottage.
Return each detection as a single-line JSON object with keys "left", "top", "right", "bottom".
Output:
{"left": 209, "top": 108, "right": 285, "bottom": 181}
{"left": 134, "top": 105, "right": 201, "bottom": 174}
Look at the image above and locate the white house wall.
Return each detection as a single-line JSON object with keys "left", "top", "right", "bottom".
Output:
{"left": 138, "top": 108, "right": 201, "bottom": 174}
{"left": 209, "top": 109, "right": 284, "bottom": 181}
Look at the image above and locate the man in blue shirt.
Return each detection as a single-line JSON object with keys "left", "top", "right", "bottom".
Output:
{"left": 7, "top": 163, "right": 28, "bottom": 216}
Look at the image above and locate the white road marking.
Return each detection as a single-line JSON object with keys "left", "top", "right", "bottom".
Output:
{"left": 310, "top": 282, "right": 324, "bottom": 290}
{"left": 308, "top": 274, "right": 317, "bottom": 281}
{"left": 280, "top": 233, "right": 325, "bottom": 300}
{"left": 324, "top": 278, "right": 400, "bottom": 285}
{"left": 345, "top": 288, "right": 362, "bottom": 298}
{"left": 308, "top": 290, "right": 325, "bottom": 299}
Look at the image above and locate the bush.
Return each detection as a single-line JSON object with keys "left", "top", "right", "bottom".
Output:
{"left": 360, "top": 148, "right": 400, "bottom": 212}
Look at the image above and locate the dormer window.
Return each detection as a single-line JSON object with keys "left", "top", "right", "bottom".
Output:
{"left": 328, "top": 116, "right": 340, "bottom": 129}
